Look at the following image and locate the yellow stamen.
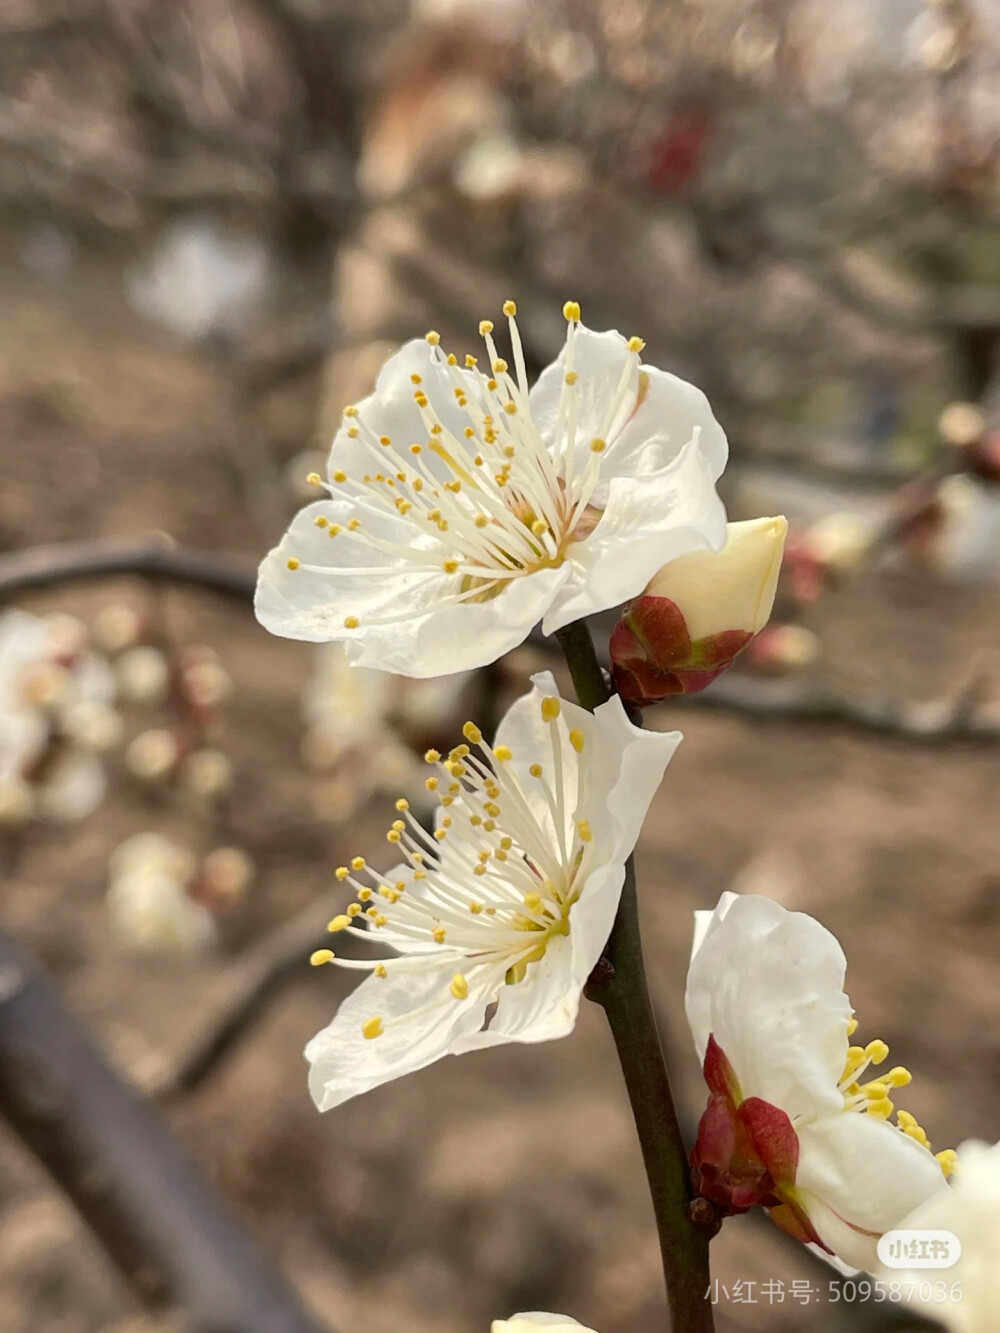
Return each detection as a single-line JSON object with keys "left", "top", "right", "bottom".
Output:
{"left": 310, "top": 949, "right": 335, "bottom": 966}
{"left": 362, "top": 1017, "right": 384, "bottom": 1040}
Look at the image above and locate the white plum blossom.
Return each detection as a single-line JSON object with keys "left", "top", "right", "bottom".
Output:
{"left": 685, "top": 893, "right": 950, "bottom": 1271}
{"left": 256, "top": 301, "right": 728, "bottom": 677}
{"left": 882, "top": 1139, "right": 999, "bottom": 1331}
{"left": 107, "top": 833, "right": 216, "bottom": 953}
{"left": 0, "top": 609, "right": 118, "bottom": 823}
{"left": 305, "top": 672, "right": 681, "bottom": 1109}
{"left": 493, "top": 1317, "right": 597, "bottom": 1333}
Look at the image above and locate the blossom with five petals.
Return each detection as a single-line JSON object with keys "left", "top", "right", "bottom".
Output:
{"left": 305, "top": 672, "right": 681, "bottom": 1109}
{"left": 685, "top": 892, "right": 950, "bottom": 1270}
{"left": 882, "top": 1139, "right": 999, "bottom": 1331}
{"left": 256, "top": 302, "right": 728, "bottom": 676}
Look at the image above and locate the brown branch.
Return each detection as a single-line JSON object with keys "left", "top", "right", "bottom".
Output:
{"left": 0, "top": 536, "right": 257, "bottom": 604}
{"left": 0, "top": 927, "right": 327, "bottom": 1333}
{"left": 149, "top": 900, "right": 332, "bottom": 1102}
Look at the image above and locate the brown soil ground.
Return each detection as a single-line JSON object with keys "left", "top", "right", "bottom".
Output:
{"left": 1, "top": 241, "right": 998, "bottom": 1333}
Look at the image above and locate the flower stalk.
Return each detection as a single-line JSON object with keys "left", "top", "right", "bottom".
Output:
{"left": 554, "top": 618, "right": 714, "bottom": 1333}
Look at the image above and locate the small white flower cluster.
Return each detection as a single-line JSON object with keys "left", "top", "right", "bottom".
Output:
{"left": 0, "top": 609, "right": 121, "bottom": 826}
{"left": 252, "top": 302, "right": 996, "bottom": 1323}
{"left": 107, "top": 833, "right": 253, "bottom": 954}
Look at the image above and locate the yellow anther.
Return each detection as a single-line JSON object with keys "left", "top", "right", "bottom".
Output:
{"left": 344, "top": 616, "right": 360, "bottom": 629}
{"left": 479, "top": 320, "right": 494, "bottom": 335}
{"left": 488, "top": 379, "right": 498, "bottom": 392}
{"left": 374, "top": 913, "right": 388, "bottom": 927}
{"left": 351, "top": 856, "right": 366, "bottom": 871}
{"left": 500, "top": 836, "right": 513, "bottom": 850}
{"left": 328, "top": 524, "right": 341, "bottom": 537}
{"left": 483, "top": 820, "right": 495, "bottom": 833}
{"left": 847, "top": 1016, "right": 858, "bottom": 1036}
{"left": 936, "top": 1149, "right": 958, "bottom": 1178}
{"left": 362, "top": 1017, "right": 384, "bottom": 1040}
{"left": 529, "top": 763, "right": 543, "bottom": 778}
{"left": 365, "top": 906, "right": 378, "bottom": 919}
{"left": 347, "top": 903, "right": 362, "bottom": 917}
{"left": 897, "top": 1110, "right": 917, "bottom": 1129}
{"left": 307, "top": 471, "right": 322, "bottom": 486}
{"left": 374, "top": 963, "right": 388, "bottom": 978}
{"left": 865, "top": 1040, "right": 889, "bottom": 1065}
{"left": 842, "top": 1046, "right": 867, "bottom": 1081}
{"left": 440, "top": 796, "right": 454, "bottom": 808}
{"left": 410, "top": 443, "right": 422, "bottom": 455}
{"left": 425, "top": 777, "right": 439, "bottom": 792}
{"left": 310, "top": 949, "right": 335, "bottom": 966}
{"left": 395, "top": 798, "right": 409, "bottom": 812}
{"left": 335, "top": 866, "right": 349, "bottom": 881}
{"left": 577, "top": 819, "right": 593, "bottom": 843}
{"left": 450, "top": 973, "right": 470, "bottom": 1000}
{"left": 885, "top": 1067, "right": 912, "bottom": 1088}
{"left": 379, "top": 434, "right": 392, "bottom": 445}
{"left": 357, "top": 887, "right": 372, "bottom": 902}
{"left": 904, "top": 1124, "right": 930, "bottom": 1148}
{"left": 386, "top": 830, "right": 401, "bottom": 843}
{"left": 563, "top": 300, "right": 581, "bottom": 321}
{"left": 447, "top": 353, "right": 457, "bottom": 365}
{"left": 434, "top": 828, "right": 448, "bottom": 841}
{"left": 493, "top": 359, "right": 508, "bottom": 374}
{"left": 463, "top": 721, "right": 483, "bottom": 744}
{"left": 590, "top": 438, "right": 606, "bottom": 453}
{"left": 564, "top": 371, "right": 578, "bottom": 385}
{"left": 863, "top": 1082, "right": 889, "bottom": 1100}
{"left": 314, "top": 515, "right": 328, "bottom": 528}
{"left": 483, "top": 803, "right": 500, "bottom": 818}
{"left": 443, "top": 559, "right": 460, "bottom": 574}
{"left": 347, "top": 426, "right": 359, "bottom": 438}
{"left": 867, "top": 1098, "right": 894, "bottom": 1120}
{"left": 474, "top": 514, "right": 489, "bottom": 528}
{"left": 503, "top": 401, "right": 517, "bottom": 416}
{"left": 541, "top": 696, "right": 561, "bottom": 723}
{"left": 286, "top": 557, "right": 300, "bottom": 571}
{"left": 433, "top": 926, "right": 446, "bottom": 944}
{"left": 425, "top": 749, "right": 441, "bottom": 763}
{"left": 473, "top": 864, "right": 487, "bottom": 876}
{"left": 410, "top": 373, "right": 423, "bottom": 385}
{"left": 327, "top": 915, "right": 352, "bottom": 933}
{"left": 343, "top": 405, "right": 359, "bottom": 418}
{"left": 524, "top": 892, "right": 542, "bottom": 911}
{"left": 414, "top": 392, "right": 428, "bottom": 407}
{"left": 425, "top": 330, "right": 441, "bottom": 345}
{"left": 347, "top": 518, "right": 361, "bottom": 531}
{"left": 569, "top": 729, "right": 585, "bottom": 753}
{"left": 502, "top": 299, "right": 517, "bottom": 316}
{"left": 465, "top": 354, "right": 478, "bottom": 368}
{"left": 627, "top": 336, "right": 645, "bottom": 353}
{"left": 333, "top": 469, "right": 347, "bottom": 483}
{"left": 468, "top": 901, "right": 483, "bottom": 915}
{"left": 493, "top": 745, "right": 512, "bottom": 762}
{"left": 440, "top": 815, "right": 452, "bottom": 828}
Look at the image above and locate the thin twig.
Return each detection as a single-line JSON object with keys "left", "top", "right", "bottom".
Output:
{"left": 556, "top": 619, "right": 714, "bottom": 1333}
{"left": 0, "top": 927, "right": 327, "bottom": 1333}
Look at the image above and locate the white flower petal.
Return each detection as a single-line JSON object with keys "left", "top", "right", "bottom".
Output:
{"left": 795, "top": 1114, "right": 947, "bottom": 1272}
{"left": 306, "top": 968, "right": 490, "bottom": 1111}
{"left": 530, "top": 325, "right": 639, "bottom": 453}
{"left": 685, "top": 894, "right": 851, "bottom": 1119}
{"left": 457, "top": 934, "right": 580, "bottom": 1051}
{"left": 494, "top": 1316, "right": 594, "bottom": 1333}
{"left": 542, "top": 438, "right": 727, "bottom": 634}
{"left": 610, "top": 361, "right": 729, "bottom": 484}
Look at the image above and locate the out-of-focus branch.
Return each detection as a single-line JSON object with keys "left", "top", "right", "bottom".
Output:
{"left": 672, "top": 672, "right": 1000, "bottom": 744}
{"left": 150, "top": 899, "right": 332, "bottom": 1101}
{"left": 0, "top": 927, "right": 327, "bottom": 1333}
{"left": 0, "top": 536, "right": 256, "bottom": 604}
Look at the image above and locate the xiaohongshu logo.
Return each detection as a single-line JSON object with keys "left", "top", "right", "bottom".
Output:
{"left": 877, "top": 1230, "right": 962, "bottom": 1269}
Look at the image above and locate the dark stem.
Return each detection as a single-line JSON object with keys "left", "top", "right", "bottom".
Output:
{"left": 0, "top": 928, "right": 326, "bottom": 1333}
{"left": 555, "top": 619, "right": 714, "bottom": 1333}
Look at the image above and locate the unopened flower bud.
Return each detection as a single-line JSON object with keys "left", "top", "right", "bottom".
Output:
{"left": 178, "top": 748, "right": 233, "bottom": 798}
{"left": 93, "top": 603, "right": 143, "bottom": 654}
{"left": 201, "top": 846, "right": 254, "bottom": 907}
{"left": 610, "top": 517, "right": 787, "bottom": 704}
{"left": 116, "top": 647, "right": 169, "bottom": 704}
{"left": 939, "top": 400, "right": 985, "bottom": 449}
{"left": 126, "top": 728, "right": 180, "bottom": 781}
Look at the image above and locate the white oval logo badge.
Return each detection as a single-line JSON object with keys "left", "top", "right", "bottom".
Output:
{"left": 877, "top": 1230, "right": 962, "bottom": 1269}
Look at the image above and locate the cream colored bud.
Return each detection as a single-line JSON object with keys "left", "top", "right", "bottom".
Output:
{"left": 939, "top": 401, "right": 985, "bottom": 449}
{"left": 125, "top": 729, "right": 179, "bottom": 781}
{"left": 645, "top": 516, "right": 787, "bottom": 641}
{"left": 178, "top": 748, "right": 233, "bottom": 798}
{"left": 807, "top": 512, "right": 872, "bottom": 572}
{"left": 116, "top": 647, "right": 169, "bottom": 704}
{"left": 62, "top": 700, "right": 124, "bottom": 752}
{"left": 202, "top": 846, "right": 254, "bottom": 902}
{"left": 92, "top": 603, "right": 143, "bottom": 654}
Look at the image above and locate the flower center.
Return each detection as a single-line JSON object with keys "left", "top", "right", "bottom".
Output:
{"left": 836, "top": 1016, "right": 957, "bottom": 1178}
{"left": 287, "top": 302, "right": 648, "bottom": 630}
{"left": 310, "top": 696, "right": 594, "bottom": 1041}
